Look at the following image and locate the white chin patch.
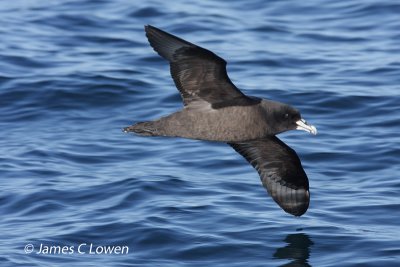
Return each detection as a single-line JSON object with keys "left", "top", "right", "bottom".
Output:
{"left": 296, "top": 119, "right": 317, "bottom": 135}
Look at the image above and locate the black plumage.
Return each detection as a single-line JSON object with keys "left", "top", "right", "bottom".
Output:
{"left": 124, "top": 25, "right": 317, "bottom": 216}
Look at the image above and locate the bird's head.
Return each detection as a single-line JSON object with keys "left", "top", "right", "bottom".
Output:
{"left": 263, "top": 100, "right": 317, "bottom": 135}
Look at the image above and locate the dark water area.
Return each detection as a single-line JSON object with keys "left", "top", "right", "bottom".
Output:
{"left": 1, "top": 0, "right": 399, "bottom": 266}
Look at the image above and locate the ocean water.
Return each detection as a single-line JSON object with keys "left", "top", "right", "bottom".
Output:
{"left": 1, "top": 0, "right": 399, "bottom": 266}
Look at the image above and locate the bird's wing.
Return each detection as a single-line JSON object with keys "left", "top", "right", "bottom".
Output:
{"left": 229, "top": 137, "right": 310, "bottom": 216}
{"left": 145, "top": 25, "right": 259, "bottom": 107}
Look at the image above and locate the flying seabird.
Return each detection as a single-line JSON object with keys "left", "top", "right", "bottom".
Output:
{"left": 124, "top": 25, "right": 317, "bottom": 216}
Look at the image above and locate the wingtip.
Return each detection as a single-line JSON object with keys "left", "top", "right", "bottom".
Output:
{"left": 283, "top": 190, "right": 310, "bottom": 217}
{"left": 281, "top": 203, "right": 308, "bottom": 217}
{"left": 144, "top": 25, "right": 163, "bottom": 44}
{"left": 144, "top": 24, "right": 151, "bottom": 34}
{"left": 290, "top": 207, "right": 308, "bottom": 217}
{"left": 144, "top": 24, "right": 152, "bottom": 30}
{"left": 144, "top": 24, "right": 159, "bottom": 34}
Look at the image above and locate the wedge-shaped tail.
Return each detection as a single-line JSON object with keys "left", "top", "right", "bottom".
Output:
{"left": 123, "top": 121, "right": 158, "bottom": 136}
{"left": 123, "top": 26, "right": 316, "bottom": 216}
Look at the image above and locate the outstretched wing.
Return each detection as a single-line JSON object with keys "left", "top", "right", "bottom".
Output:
{"left": 229, "top": 137, "right": 310, "bottom": 216}
{"left": 145, "top": 25, "right": 258, "bottom": 107}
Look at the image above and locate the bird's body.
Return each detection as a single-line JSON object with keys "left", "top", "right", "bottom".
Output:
{"left": 124, "top": 25, "right": 317, "bottom": 216}
{"left": 129, "top": 99, "right": 298, "bottom": 142}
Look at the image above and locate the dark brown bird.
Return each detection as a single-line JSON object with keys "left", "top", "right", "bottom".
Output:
{"left": 124, "top": 25, "right": 317, "bottom": 216}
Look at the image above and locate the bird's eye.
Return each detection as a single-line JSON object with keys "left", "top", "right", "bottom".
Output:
{"left": 283, "top": 113, "right": 289, "bottom": 119}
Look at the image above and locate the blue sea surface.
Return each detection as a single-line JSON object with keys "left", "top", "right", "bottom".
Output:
{"left": 1, "top": 0, "right": 399, "bottom": 266}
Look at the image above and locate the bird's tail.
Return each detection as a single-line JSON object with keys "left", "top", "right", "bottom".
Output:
{"left": 123, "top": 121, "right": 159, "bottom": 136}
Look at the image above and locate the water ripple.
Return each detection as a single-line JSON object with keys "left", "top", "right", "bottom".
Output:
{"left": 1, "top": 0, "right": 399, "bottom": 266}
